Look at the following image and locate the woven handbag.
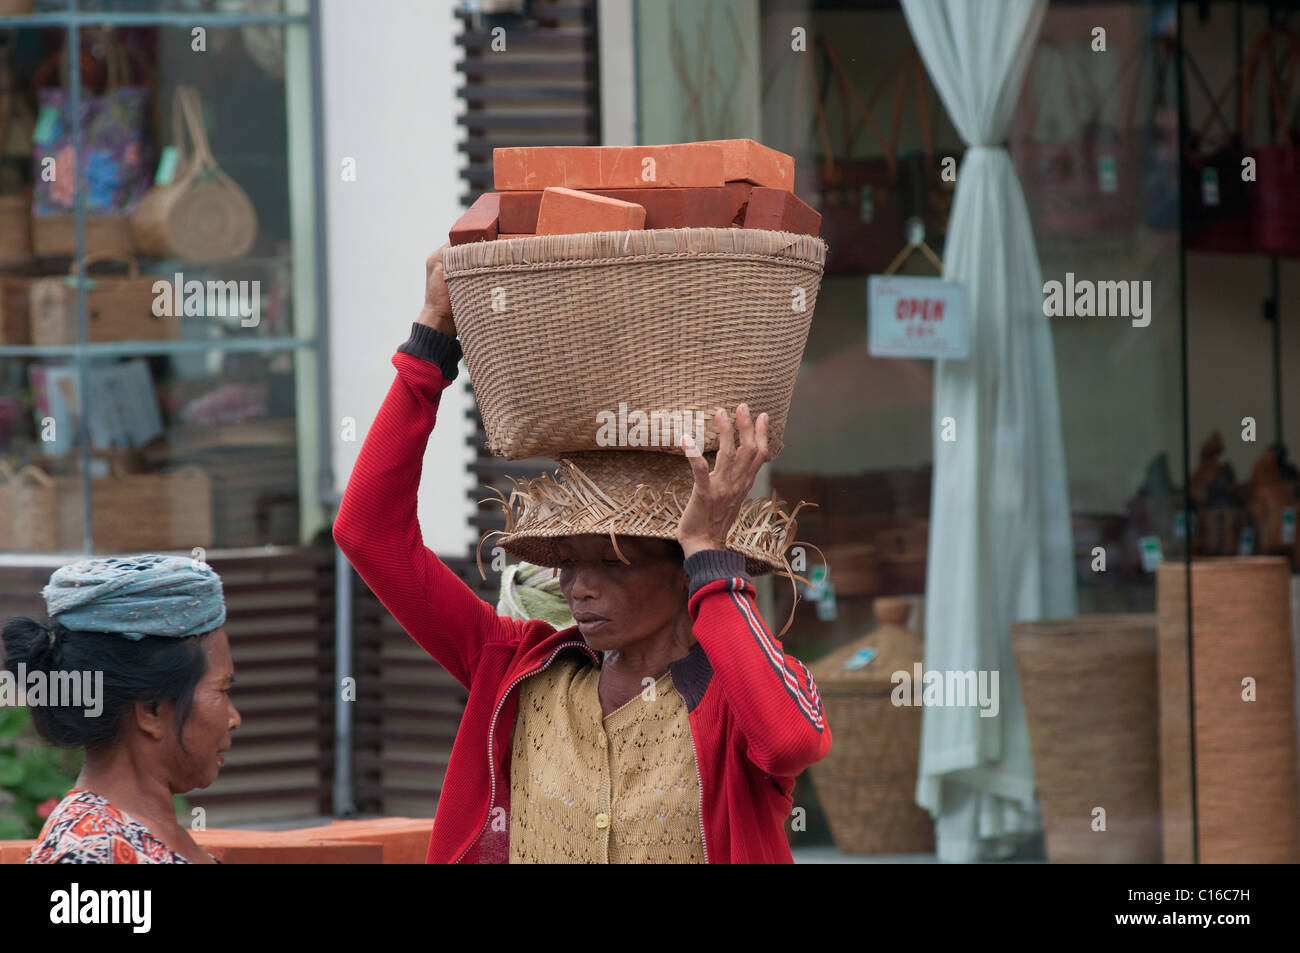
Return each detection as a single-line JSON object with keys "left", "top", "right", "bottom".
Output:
{"left": 30, "top": 29, "right": 150, "bottom": 258}
{"left": 441, "top": 227, "right": 826, "bottom": 462}
{"left": 1242, "top": 25, "right": 1300, "bottom": 257}
{"left": 131, "top": 85, "right": 257, "bottom": 261}
{"left": 793, "top": 38, "right": 908, "bottom": 275}
{"left": 1012, "top": 38, "right": 1142, "bottom": 240}
{"left": 1182, "top": 49, "right": 1250, "bottom": 252}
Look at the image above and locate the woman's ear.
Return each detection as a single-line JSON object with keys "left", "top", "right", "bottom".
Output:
{"left": 134, "top": 699, "right": 170, "bottom": 743}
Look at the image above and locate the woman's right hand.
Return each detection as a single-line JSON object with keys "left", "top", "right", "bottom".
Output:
{"left": 417, "top": 244, "right": 456, "bottom": 337}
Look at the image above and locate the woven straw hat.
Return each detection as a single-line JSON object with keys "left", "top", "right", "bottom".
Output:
{"left": 476, "top": 449, "right": 819, "bottom": 597}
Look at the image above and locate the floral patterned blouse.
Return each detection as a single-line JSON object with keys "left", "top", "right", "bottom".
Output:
{"left": 26, "top": 789, "right": 216, "bottom": 865}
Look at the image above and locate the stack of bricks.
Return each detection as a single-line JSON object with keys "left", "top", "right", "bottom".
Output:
{"left": 448, "top": 139, "right": 821, "bottom": 245}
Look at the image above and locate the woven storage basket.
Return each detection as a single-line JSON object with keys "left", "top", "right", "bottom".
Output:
{"left": 1011, "top": 615, "right": 1161, "bottom": 863}
{"left": 131, "top": 86, "right": 257, "bottom": 262}
{"left": 807, "top": 597, "right": 934, "bottom": 854}
{"left": 29, "top": 253, "right": 177, "bottom": 346}
{"left": 0, "top": 463, "right": 14, "bottom": 547}
{"left": 875, "top": 520, "right": 928, "bottom": 593}
{"left": 6, "top": 466, "right": 81, "bottom": 552}
{"left": 1157, "top": 557, "right": 1300, "bottom": 863}
{"left": 7, "top": 465, "right": 212, "bottom": 553}
{"left": 821, "top": 543, "right": 880, "bottom": 597}
{"left": 0, "top": 195, "right": 31, "bottom": 263}
{"left": 441, "top": 228, "right": 826, "bottom": 461}
{"left": 0, "top": 275, "right": 31, "bottom": 344}
{"left": 31, "top": 215, "right": 136, "bottom": 258}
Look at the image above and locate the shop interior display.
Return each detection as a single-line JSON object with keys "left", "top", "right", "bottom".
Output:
{"left": 1012, "top": 615, "right": 1161, "bottom": 863}
{"left": 1157, "top": 556, "right": 1300, "bottom": 864}
{"left": 0, "top": 21, "right": 295, "bottom": 554}
{"left": 806, "top": 597, "right": 933, "bottom": 855}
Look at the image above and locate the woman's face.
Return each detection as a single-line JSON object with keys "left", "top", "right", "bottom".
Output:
{"left": 556, "top": 535, "right": 687, "bottom": 650}
{"left": 162, "top": 629, "right": 240, "bottom": 794}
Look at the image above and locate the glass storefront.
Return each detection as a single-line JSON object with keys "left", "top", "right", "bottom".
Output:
{"left": 635, "top": 0, "right": 1300, "bottom": 863}
{"left": 0, "top": 0, "right": 325, "bottom": 557}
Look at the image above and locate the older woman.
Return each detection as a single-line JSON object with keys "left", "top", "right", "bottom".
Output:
{"left": 2, "top": 554, "right": 239, "bottom": 864}
{"left": 333, "top": 249, "right": 830, "bottom": 863}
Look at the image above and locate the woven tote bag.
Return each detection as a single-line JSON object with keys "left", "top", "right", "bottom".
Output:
{"left": 132, "top": 85, "right": 257, "bottom": 261}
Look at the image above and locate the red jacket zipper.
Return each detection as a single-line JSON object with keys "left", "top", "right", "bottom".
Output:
{"left": 454, "top": 640, "right": 595, "bottom": 864}
{"left": 675, "top": 685, "right": 710, "bottom": 864}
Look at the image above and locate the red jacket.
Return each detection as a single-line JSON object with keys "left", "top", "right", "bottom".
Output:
{"left": 333, "top": 323, "right": 832, "bottom": 863}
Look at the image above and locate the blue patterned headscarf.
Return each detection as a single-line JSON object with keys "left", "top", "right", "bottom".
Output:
{"left": 42, "top": 554, "right": 227, "bottom": 640}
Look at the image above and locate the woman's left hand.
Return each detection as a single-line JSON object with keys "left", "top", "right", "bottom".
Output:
{"left": 678, "top": 404, "right": 769, "bottom": 560}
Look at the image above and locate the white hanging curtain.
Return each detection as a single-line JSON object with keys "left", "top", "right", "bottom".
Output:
{"left": 899, "top": 0, "right": 1078, "bottom": 862}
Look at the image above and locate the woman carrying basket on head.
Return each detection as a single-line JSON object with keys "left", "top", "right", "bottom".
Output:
{"left": 333, "top": 246, "right": 831, "bottom": 864}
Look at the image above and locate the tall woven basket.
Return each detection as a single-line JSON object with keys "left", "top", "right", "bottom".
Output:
{"left": 1157, "top": 557, "right": 1300, "bottom": 863}
{"left": 441, "top": 228, "right": 826, "bottom": 461}
{"left": 1011, "top": 615, "right": 1161, "bottom": 863}
{"left": 807, "top": 597, "right": 934, "bottom": 854}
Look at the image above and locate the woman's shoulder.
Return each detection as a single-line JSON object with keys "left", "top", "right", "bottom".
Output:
{"left": 26, "top": 788, "right": 187, "bottom": 865}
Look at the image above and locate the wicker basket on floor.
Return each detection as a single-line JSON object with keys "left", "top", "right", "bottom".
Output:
{"left": 0, "top": 275, "right": 31, "bottom": 344}
{"left": 7, "top": 465, "right": 213, "bottom": 553}
{"left": 807, "top": 597, "right": 933, "bottom": 854}
{"left": 1011, "top": 614, "right": 1161, "bottom": 863}
{"left": 1157, "top": 557, "right": 1300, "bottom": 863}
{"left": 441, "top": 227, "right": 826, "bottom": 461}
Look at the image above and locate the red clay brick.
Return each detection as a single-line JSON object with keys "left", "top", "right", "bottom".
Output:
{"left": 698, "top": 139, "right": 794, "bottom": 190}
{"left": 535, "top": 187, "right": 646, "bottom": 235}
{"left": 592, "top": 182, "right": 750, "bottom": 228}
{"left": 494, "top": 144, "right": 725, "bottom": 191}
{"left": 499, "top": 191, "right": 542, "bottom": 232}
{"left": 449, "top": 205, "right": 499, "bottom": 245}
{"left": 742, "top": 187, "right": 821, "bottom": 235}
{"left": 0, "top": 841, "right": 35, "bottom": 864}
{"left": 502, "top": 183, "right": 749, "bottom": 231}
{"left": 470, "top": 192, "right": 501, "bottom": 211}
{"left": 497, "top": 233, "right": 534, "bottom": 239}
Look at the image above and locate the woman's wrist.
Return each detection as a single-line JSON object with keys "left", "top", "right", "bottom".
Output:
{"left": 416, "top": 306, "right": 456, "bottom": 338}
{"left": 679, "top": 536, "right": 726, "bottom": 560}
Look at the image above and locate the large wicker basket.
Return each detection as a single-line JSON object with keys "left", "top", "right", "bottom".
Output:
{"left": 441, "top": 228, "right": 826, "bottom": 461}
{"left": 807, "top": 597, "right": 934, "bottom": 854}
{"left": 1, "top": 464, "right": 212, "bottom": 553}
{"left": 1011, "top": 615, "right": 1161, "bottom": 863}
{"left": 1157, "top": 557, "right": 1300, "bottom": 863}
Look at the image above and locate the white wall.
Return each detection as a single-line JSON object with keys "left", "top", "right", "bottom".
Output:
{"left": 321, "top": 0, "right": 473, "bottom": 556}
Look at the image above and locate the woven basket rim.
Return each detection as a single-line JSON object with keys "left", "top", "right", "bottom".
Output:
{"left": 443, "top": 226, "right": 827, "bottom": 275}
{"left": 1010, "top": 613, "right": 1156, "bottom": 634}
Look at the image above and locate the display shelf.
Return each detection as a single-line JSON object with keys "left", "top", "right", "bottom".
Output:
{"left": 0, "top": 337, "right": 312, "bottom": 357}
{"left": 0, "top": 11, "right": 307, "bottom": 28}
{"left": 0, "top": 0, "right": 329, "bottom": 555}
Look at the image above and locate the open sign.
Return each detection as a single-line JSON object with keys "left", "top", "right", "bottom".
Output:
{"left": 869, "top": 276, "right": 969, "bottom": 359}
{"left": 895, "top": 297, "right": 946, "bottom": 322}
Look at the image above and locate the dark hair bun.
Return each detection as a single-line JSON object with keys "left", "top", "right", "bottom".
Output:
{"left": 1, "top": 617, "right": 210, "bottom": 751}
